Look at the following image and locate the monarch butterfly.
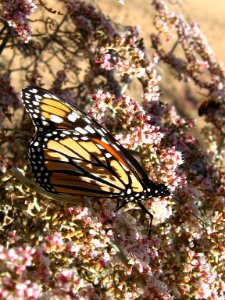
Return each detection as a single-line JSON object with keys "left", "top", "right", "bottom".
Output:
{"left": 22, "top": 86, "right": 170, "bottom": 234}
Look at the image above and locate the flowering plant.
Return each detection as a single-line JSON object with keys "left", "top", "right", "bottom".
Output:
{"left": 0, "top": 0, "right": 224, "bottom": 299}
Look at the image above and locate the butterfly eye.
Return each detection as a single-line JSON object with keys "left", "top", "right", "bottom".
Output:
{"left": 158, "top": 184, "right": 170, "bottom": 196}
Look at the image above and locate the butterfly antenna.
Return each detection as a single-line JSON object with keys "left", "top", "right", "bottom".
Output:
{"left": 166, "top": 173, "right": 207, "bottom": 230}
{"left": 171, "top": 194, "right": 206, "bottom": 231}
{"left": 139, "top": 143, "right": 208, "bottom": 233}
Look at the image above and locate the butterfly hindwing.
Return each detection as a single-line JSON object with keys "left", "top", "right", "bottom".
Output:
{"left": 29, "top": 129, "right": 145, "bottom": 197}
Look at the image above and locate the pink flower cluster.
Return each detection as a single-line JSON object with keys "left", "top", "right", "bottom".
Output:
{"left": 0, "top": 0, "right": 225, "bottom": 298}
{"left": 0, "top": 243, "right": 41, "bottom": 299}
{"left": 89, "top": 90, "right": 115, "bottom": 124}
{"left": 115, "top": 123, "right": 164, "bottom": 150}
{"left": 97, "top": 26, "right": 146, "bottom": 78}
{"left": 157, "top": 147, "right": 183, "bottom": 186}
{"left": 0, "top": 227, "right": 110, "bottom": 299}
{"left": 0, "top": 0, "right": 36, "bottom": 42}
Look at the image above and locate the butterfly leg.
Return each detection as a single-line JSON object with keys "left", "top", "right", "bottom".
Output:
{"left": 115, "top": 199, "right": 128, "bottom": 211}
{"left": 137, "top": 201, "right": 153, "bottom": 238}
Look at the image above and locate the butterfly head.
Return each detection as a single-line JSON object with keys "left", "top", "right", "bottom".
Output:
{"left": 145, "top": 182, "right": 170, "bottom": 199}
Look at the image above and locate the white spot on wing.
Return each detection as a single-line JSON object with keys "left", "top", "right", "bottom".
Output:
{"left": 84, "top": 117, "right": 91, "bottom": 124}
{"left": 127, "top": 189, "right": 132, "bottom": 195}
{"left": 101, "top": 138, "right": 108, "bottom": 144}
{"left": 76, "top": 127, "right": 87, "bottom": 134}
{"left": 85, "top": 125, "right": 95, "bottom": 134}
{"left": 50, "top": 114, "right": 63, "bottom": 123}
{"left": 113, "top": 144, "right": 120, "bottom": 151}
{"left": 68, "top": 112, "right": 79, "bottom": 122}
{"left": 97, "top": 128, "right": 104, "bottom": 135}
{"left": 62, "top": 131, "right": 71, "bottom": 135}
{"left": 97, "top": 145, "right": 104, "bottom": 150}
{"left": 43, "top": 93, "right": 52, "bottom": 98}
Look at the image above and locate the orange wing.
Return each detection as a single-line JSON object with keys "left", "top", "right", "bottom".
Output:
{"left": 29, "top": 130, "right": 144, "bottom": 197}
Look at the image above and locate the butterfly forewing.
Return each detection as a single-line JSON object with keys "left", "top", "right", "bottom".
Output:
{"left": 22, "top": 87, "right": 150, "bottom": 180}
{"left": 28, "top": 129, "right": 144, "bottom": 197}
{"left": 23, "top": 87, "right": 95, "bottom": 132}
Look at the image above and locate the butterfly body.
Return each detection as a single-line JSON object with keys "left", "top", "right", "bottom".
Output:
{"left": 22, "top": 86, "right": 170, "bottom": 231}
